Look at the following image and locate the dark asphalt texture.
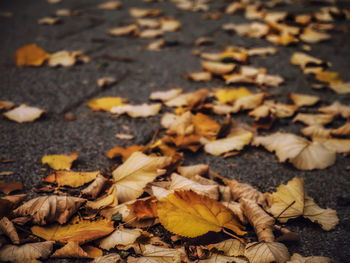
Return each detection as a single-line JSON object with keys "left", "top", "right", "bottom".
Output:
{"left": 0, "top": 0, "right": 350, "bottom": 262}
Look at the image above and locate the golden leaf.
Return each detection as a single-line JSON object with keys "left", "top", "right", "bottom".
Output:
{"left": 193, "top": 113, "right": 221, "bottom": 140}
{"left": 165, "top": 89, "right": 209, "bottom": 108}
{"left": 157, "top": 190, "right": 246, "bottom": 238}
{"left": 267, "top": 177, "right": 304, "bottom": 223}
{"left": 112, "top": 152, "right": 171, "bottom": 203}
{"left": 316, "top": 71, "right": 343, "bottom": 85}
{"left": 110, "top": 103, "right": 162, "bottom": 118}
{"left": 14, "top": 195, "right": 85, "bottom": 225}
{"left": 249, "top": 100, "right": 298, "bottom": 120}
{"left": 177, "top": 164, "right": 209, "bottom": 180}
{"left": 87, "top": 97, "right": 124, "bottom": 111}
{"left": 41, "top": 152, "right": 78, "bottom": 170}
{"left": 0, "top": 180, "right": 23, "bottom": 195}
{"left": 31, "top": 218, "right": 114, "bottom": 244}
{"left": 241, "top": 199, "right": 275, "bottom": 242}
{"left": 215, "top": 87, "right": 252, "bottom": 104}
{"left": 201, "top": 61, "right": 236, "bottom": 75}
{"left": 127, "top": 197, "right": 158, "bottom": 220}
{"left": 329, "top": 82, "right": 350, "bottom": 94}
{"left": 186, "top": 71, "right": 212, "bottom": 82}
{"left": 303, "top": 196, "right": 339, "bottom": 231}
{"left": 0, "top": 217, "right": 20, "bottom": 244}
{"left": 107, "top": 145, "right": 145, "bottom": 161}
{"left": 3, "top": 104, "right": 45, "bottom": 123}
{"left": 129, "top": 8, "right": 162, "bottom": 18}
{"left": 288, "top": 253, "right": 337, "bottom": 263}
{"left": 48, "top": 50, "right": 90, "bottom": 67}
{"left": 231, "top": 93, "right": 266, "bottom": 113}
{"left": 43, "top": 171, "right": 99, "bottom": 187}
{"left": 160, "top": 18, "right": 181, "bottom": 32}
{"left": 14, "top": 44, "right": 49, "bottom": 67}
{"left": 331, "top": 122, "right": 350, "bottom": 137}
{"left": 99, "top": 227, "right": 142, "bottom": 250}
{"left": 244, "top": 242, "right": 290, "bottom": 263}
{"left": 86, "top": 185, "right": 118, "bottom": 210}
{"left": 300, "top": 27, "right": 331, "bottom": 43}
{"left": 139, "top": 29, "right": 164, "bottom": 39}
{"left": 51, "top": 241, "right": 101, "bottom": 258}
{"left": 0, "top": 100, "right": 14, "bottom": 111}
{"left": 289, "top": 93, "right": 320, "bottom": 107}
{"left": 223, "top": 22, "right": 269, "bottom": 38}
{"left": 108, "top": 24, "right": 139, "bottom": 37}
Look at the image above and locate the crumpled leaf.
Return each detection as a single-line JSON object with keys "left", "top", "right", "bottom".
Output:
{"left": 164, "top": 89, "right": 209, "bottom": 108}
{"left": 241, "top": 199, "right": 274, "bottom": 242}
{"left": 129, "top": 244, "right": 185, "bottom": 263}
{"left": 0, "top": 180, "right": 23, "bottom": 195}
{"left": 139, "top": 29, "right": 164, "bottom": 39}
{"left": 252, "top": 133, "right": 336, "bottom": 170}
{"left": 81, "top": 173, "right": 109, "bottom": 199}
{"left": 107, "top": 145, "right": 145, "bottom": 161}
{"left": 160, "top": 18, "right": 181, "bottom": 32}
{"left": 316, "top": 71, "right": 343, "bottom": 85}
{"left": 223, "top": 22, "right": 269, "bottom": 38}
{"left": 199, "top": 255, "right": 248, "bottom": 263}
{"left": 267, "top": 177, "right": 304, "bottom": 223}
{"left": 86, "top": 185, "right": 118, "bottom": 210}
{"left": 331, "top": 122, "right": 350, "bottom": 137}
{"left": 88, "top": 97, "right": 124, "bottom": 111}
{"left": 0, "top": 241, "right": 54, "bottom": 263}
{"left": 313, "top": 137, "right": 350, "bottom": 153}
{"left": 207, "top": 239, "right": 245, "bottom": 257}
{"left": 301, "top": 125, "right": 332, "bottom": 138}
{"left": 293, "top": 113, "right": 334, "bottom": 126}
{"left": 112, "top": 152, "right": 171, "bottom": 203}
{"left": 170, "top": 173, "right": 219, "bottom": 200}
{"left": 43, "top": 171, "right": 99, "bottom": 187}
{"left": 231, "top": 93, "right": 266, "bottom": 113}
{"left": 14, "top": 44, "right": 49, "bottom": 67}
{"left": 98, "top": 1, "right": 122, "bottom": 10}
{"left": 127, "top": 197, "right": 158, "bottom": 220}
{"left": 290, "top": 52, "right": 327, "bottom": 74}
{"left": 3, "top": 104, "right": 45, "bottom": 123}
{"left": 99, "top": 227, "right": 142, "bottom": 250}
{"left": 51, "top": 241, "right": 102, "bottom": 258}
{"left": 48, "top": 50, "right": 90, "bottom": 67}
{"left": 177, "top": 164, "right": 209, "bottom": 180}
{"left": 303, "top": 195, "right": 339, "bottom": 231}
{"left": 289, "top": 93, "right": 320, "bottom": 107}
{"left": 157, "top": 190, "right": 246, "bottom": 238}
{"left": 300, "top": 27, "right": 331, "bottom": 43}
{"left": 31, "top": 217, "right": 114, "bottom": 244}
{"left": 14, "top": 195, "right": 85, "bottom": 225}
{"left": 111, "top": 103, "right": 162, "bottom": 118}
{"left": 249, "top": 100, "right": 298, "bottom": 120}
{"left": 0, "top": 217, "right": 20, "bottom": 244}
{"left": 161, "top": 111, "right": 194, "bottom": 136}
{"left": 318, "top": 101, "right": 350, "bottom": 119}
{"left": 41, "top": 152, "right": 78, "bottom": 170}
{"left": 287, "top": 253, "right": 337, "bottom": 263}
{"left": 244, "top": 242, "right": 290, "bottom": 263}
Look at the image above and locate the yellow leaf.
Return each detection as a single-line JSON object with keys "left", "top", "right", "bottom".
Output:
{"left": 43, "top": 171, "right": 99, "bottom": 187}
{"left": 14, "top": 44, "right": 50, "bottom": 67}
{"left": 3, "top": 104, "right": 45, "bottom": 123}
{"left": 41, "top": 152, "right": 78, "bottom": 170}
{"left": 157, "top": 190, "right": 246, "bottom": 238}
{"left": 31, "top": 218, "right": 114, "bottom": 244}
{"left": 267, "top": 177, "right": 304, "bottom": 223}
{"left": 86, "top": 185, "right": 118, "bottom": 210}
{"left": 215, "top": 87, "right": 252, "bottom": 104}
{"left": 289, "top": 93, "right": 320, "bottom": 107}
{"left": 193, "top": 113, "right": 221, "bottom": 140}
{"left": 316, "top": 71, "right": 343, "bottom": 85}
{"left": 107, "top": 145, "right": 145, "bottom": 161}
{"left": 87, "top": 97, "right": 124, "bottom": 111}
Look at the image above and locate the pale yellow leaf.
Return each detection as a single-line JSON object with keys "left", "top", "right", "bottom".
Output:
{"left": 207, "top": 239, "right": 245, "bottom": 257}
{"left": 289, "top": 93, "right": 320, "bottom": 107}
{"left": 99, "top": 227, "right": 142, "bottom": 250}
{"left": 110, "top": 103, "right": 162, "bottom": 118}
{"left": 98, "top": 1, "right": 122, "bottom": 10}
{"left": 149, "top": 88, "right": 183, "bottom": 102}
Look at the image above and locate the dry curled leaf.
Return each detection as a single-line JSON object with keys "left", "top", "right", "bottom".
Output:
{"left": 201, "top": 61, "right": 236, "bottom": 75}
{"left": 0, "top": 217, "right": 20, "bottom": 244}
{"left": 331, "top": 122, "right": 350, "bottom": 137}
{"left": 99, "top": 227, "right": 142, "bottom": 250}
{"left": 43, "top": 171, "right": 99, "bottom": 187}
{"left": 130, "top": 244, "right": 185, "bottom": 263}
{"left": 241, "top": 198, "right": 274, "bottom": 242}
{"left": 253, "top": 132, "right": 336, "bottom": 170}
{"left": 110, "top": 103, "right": 162, "bottom": 118}
{"left": 97, "top": 77, "right": 117, "bottom": 88}
{"left": 31, "top": 217, "right": 114, "bottom": 244}
{"left": 215, "top": 87, "right": 252, "bottom": 105}
{"left": 207, "top": 238, "right": 245, "bottom": 257}
{"left": 3, "top": 104, "right": 45, "bottom": 123}
{"left": 0, "top": 241, "right": 54, "bottom": 263}
{"left": 14, "top": 195, "right": 85, "bottom": 225}
{"left": 81, "top": 173, "right": 109, "bottom": 199}
{"left": 318, "top": 101, "right": 350, "bottom": 119}
{"left": 186, "top": 71, "right": 212, "bottom": 82}
{"left": 313, "top": 137, "right": 350, "bottom": 153}
{"left": 48, "top": 50, "right": 90, "bottom": 67}
{"left": 177, "top": 164, "right": 209, "bottom": 180}
{"left": 88, "top": 97, "right": 124, "bottom": 111}
{"left": 41, "top": 152, "right": 78, "bottom": 170}
{"left": 329, "top": 82, "right": 350, "bottom": 94}
{"left": 165, "top": 89, "right": 209, "bottom": 108}
{"left": 14, "top": 44, "right": 49, "bottom": 67}
{"left": 225, "top": 179, "right": 266, "bottom": 206}
{"left": 301, "top": 125, "right": 332, "bottom": 138}
{"left": 157, "top": 190, "right": 246, "bottom": 238}
{"left": 0, "top": 100, "right": 14, "bottom": 111}
{"left": 0, "top": 180, "right": 23, "bottom": 195}
{"left": 112, "top": 152, "right": 171, "bottom": 203}
{"left": 223, "top": 22, "right": 269, "bottom": 38}
{"left": 38, "top": 16, "right": 61, "bottom": 25}
{"left": 249, "top": 100, "right": 298, "bottom": 120}
{"left": 51, "top": 241, "right": 102, "bottom": 258}
{"left": 129, "top": 8, "right": 162, "bottom": 18}
{"left": 244, "top": 241, "right": 290, "bottom": 263}
{"left": 86, "top": 185, "right": 118, "bottom": 210}
{"left": 127, "top": 197, "right": 158, "bottom": 220}
{"left": 303, "top": 195, "right": 339, "bottom": 231}
{"left": 193, "top": 113, "right": 221, "bottom": 140}
{"left": 93, "top": 253, "right": 121, "bottom": 263}
{"left": 150, "top": 88, "right": 183, "bottom": 102}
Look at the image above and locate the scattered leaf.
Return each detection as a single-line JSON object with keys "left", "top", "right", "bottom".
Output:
{"left": 97, "top": 77, "right": 117, "bottom": 88}
{"left": 48, "top": 50, "right": 90, "bottom": 67}
{"left": 288, "top": 253, "right": 337, "bottom": 263}
{"left": 43, "top": 171, "right": 99, "bottom": 187}
{"left": 129, "top": 8, "right": 162, "bottom": 18}
{"left": 98, "top": 1, "right": 122, "bottom": 10}
{"left": 215, "top": 87, "right": 252, "bottom": 104}
{"left": 81, "top": 174, "right": 109, "bottom": 199}
{"left": 41, "top": 152, "right": 78, "bottom": 170}
{"left": 127, "top": 197, "right": 158, "bottom": 220}
{"left": 0, "top": 180, "right": 23, "bottom": 194}
{"left": 244, "top": 241, "right": 290, "bottom": 263}
{"left": 107, "top": 145, "right": 145, "bottom": 161}
{"left": 38, "top": 16, "right": 61, "bottom": 25}
{"left": 316, "top": 71, "right": 343, "bottom": 85}
{"left": 186, "top": 71, "right": 212, "bottom": 82}
{"left": 318, "top": 101, "right": 350, "bottom": 118}
{"left": 51, "top": 241, "right": 102, "bottom": 258}
{"left": 289, "top": 93, "right": 320, "bottom": 107}
{"left": 88, "top": 97, "right": 124, "bottom": 111}
{"left": 293, "top": 113, "right": 334, "bottom": 126}
{"left": 108, "top": 24, "right": 139, "bottom": 37}
{"left": 0, "top": 100, "right": 14, "bottom": 111}
{"left": 329, "top": 82, "right": 350, "bottom": 94}
{"left": 3, "top": 104, "right": 44, "bottom": 123}
{"left": 110, "top": 103, "right": 162, "bottom": 118}
{"left": 150, "top": 88, "right": 183, "bottom": 102}
{"left": 14, "top": 44, "right": 49, "bottom": 67}
{"left": 207, "top": 239, "right": 245, "bottom": 257}
{"left": 201, "top": 61, "right": 236, "bottom": 75}
{"left": 99, "top": 227, "right": 142, "bottom": 250}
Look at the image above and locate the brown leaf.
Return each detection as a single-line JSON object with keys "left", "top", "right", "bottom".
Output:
{"left": 288, "top": 253, "right": 338, "bottom": 263}
{"left": 93, "top": 253, "right": 121, "bottom": 263}
{"left": 99, "top": 227, "right": 142, "bottom": 250}
{"left": 97, "top": 77, "right": 117, "bottom": 88}
{"left": 0, "top": 100, "right": 14, "bottom": 111}
{"left": 193, "top": 113, "right": 221, "bottom": 140}
{"left": 240, "top": 199, "right": 275, "bottom": 242}
{"left": 0, "top": 217, "right": 20, "bottom": 244}
{"left": 14, "top": 44, "right": 50, "bottom": 67}
{"left": 81, "top": 173, "right": 109, "bottom": 199}
{"left": 110, "top": 103, "right": 162, "bottom": 118}
{"left": 127, "top": 197, "right": 158, "bottom": 220}
{"left": 244, "top": 241, "right": 290, "bottom": 263}
{"left": 331, "top": 122, "right": 350, "bottom": 137}
{"left": 0, "top": 180, "right": 23, "bottom": 194}
{"left": 207, "top": 239, "right": 245, "bottom": 257}
{"left": 86, "top": 185, "right": 118, "bottom": 210}
{"left": 13, "top": 195, "right": 86, "bottom": 225}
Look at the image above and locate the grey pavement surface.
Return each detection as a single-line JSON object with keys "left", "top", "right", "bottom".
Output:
{"left": 0, "top": 0, "right": 350, "bottom": 262}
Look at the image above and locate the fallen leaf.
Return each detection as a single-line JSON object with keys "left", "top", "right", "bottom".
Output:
{"left": 301, "top": 125, "right": 332, "bottom": 138}
{"left": 193, "top": 113, "right": 221, "bottom": 140}
{"left": 48, "top": 50, "right": 90, "bottom": 67}
{"left": 81, "top": 173, "right": 109, "bottom": 199}
{"left": 31, "top": 217, "right": 114, "bottom": 244}
{"left": 223, "top": 22, "right": 269, "bottom": 38}
{"left": 137, "top": 18, "right": 160, "bottom": 28}
{"left": 241, "top": 198, "right": 275, "bottom": 242}
{"left": 199, "top": 255, "right": 248, "bottom": 263}
{"left": 290, "top": 52, "right": 327, "bottom": 73}
{"left": 247, "top": 47, "right": 277, "bottom": 56}
{"left": 98, "top": 1, "right": 122, "bottom": 10}
{"left": 231, "top": 93, "right": 267, "bottom": 113}
{"left": 289, "top": 93, "right": 320, "bottom": 107}
{"left": 86, "top": 185, "right": 118, "bottom": 210}
{"left": 0, "top": 217, "right": 20, "bottom": 244}
{"left": 160, "top": 18, "right": 181, "bottom": 32}
{"left": 288, "top": 253, "right": 337, "bottom": 263}
{"left": 93, "top": 253, "right": 121, "bottom": 263}
{"left": 115, "top": 133, "right": 134, "bottom": 140}
{"left": 51, "top": 241, "right": 102, "bottom": 258}
{"left": 14, "top": 44, "right": 49, "bottom": 67}
{"left": 249, "top": 100, "right": 298, "bottom": 120}
{"left": 41, "top": 152, "right": 78, "bottom": 170}
{"left": 252, "top": 133, "right": 336, "bottom": 170}
{"left": 313, "top": 137, "right": 350, "bottom": 153}
{"left": 139, "top": 29, "right": 164, "bottom": 39}
{"left": 0, "top": 180, "right": 23, "bottom": 194}
{"left": 3, "top": 104, "right": 44, "bottom": 123}
{"left": 0, "top": 100, "right": 14, "bottom": 111}
{"left": 43, "top": 171, "right": 99, "bottom": 187}
{"left": 331, "top": 122, "right": 350, "bottom": 137}
{"left": 244, "top": 242, "right": 290, "bottom": 263}
{"left": 318, "top": 101, "right": 350, "bottom": 118}
{"left": 99, "top": 227, "right": 142, "bottom": 250}
{"left": 215, "top": 87, "right": 252, "bottom": 104}
{"left": 56, "top": 8, "right": 81, "bottom": 16}
{"left": 14, "top": 195, "right": 85, "bottom": 224}
{"left": 97, "top": 77, "right": 117, "bottom": 88}
{"left": 112, "top": 152, "right": 171, "bottom": 203}
{"left": 88, "top": 97, "right": 124, "bottom": 111}
{"left": 157, "top": 190, "right": 246, "bottom": 238}
{"left": 300, "top": 27, "right": 331, "bottom": 43}
{"left": 256, "top": 73, "right": 284, "bottom": 87}
{"left": 108, "top": 24, "right": 139, "bottom": 37}
{"left": 177, "top": 164, "right": 209, "bottom": 180}
{"left": 186, "top": 71, "right": 212, "bottom": 82}
{"left": 316, "top": 71, "right": 343, "bottom": 85}
{"left": 329, "top": 82, "right": 350, "bottom": 94}
{"left": 293, "top": 113, "right": 334, "bottom": 126}
{"left": 267, "top": 177, "right": 304, "bottom": 223}
{"left": 0, "top": 241, "right": 54, "bottom": 262}
{"left": 149, "top": 88, "right": 183, "bottom": 102}
{"left": 129, "top": 8, "right": 162, "bottom": 18}
{"left": 207, "top": 239, "right": 245, "bottom": 257}
{"left": 195, "top": 36, "right": 214, "bottom": 46}
{"left": 107, "top": 145, "right": 145, "bottom": 161}
{"left": 303, "top": 195, "right": 339, "bottom": 231}
{"left": 165, "top": 89, "right": 209, "bottom": 108}
{"left": 38, "top": 16, "right": 61, "bottom": 25}
{"left": 130, "top": 244, "right": 185, "bottom": 262}
{"left": 127, "top": 197, "right": 158, "bottom": 220}
{"left": 201, "top": 61, "right": 236, "bottom": 75}
{"left": 110, "top": 103, "right": 162, "bottom": 118}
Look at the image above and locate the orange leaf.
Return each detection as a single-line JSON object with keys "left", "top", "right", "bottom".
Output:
{"left": 127, "top": 197, "right": 158, "bottom": 220}
{"left": 107, "top": 145, "right": 145, "bottom": 161}
{"left": 193, "top": 113, "right": 221, "bottom": 140}
{"left": 0, "top": 180, "right": 23, "bottom": 194}
{"left": 44, "top": 171, "right": 99, "bottom": 187}
{"left": 14, "top": 44, "right": 50, "bottom": 67}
